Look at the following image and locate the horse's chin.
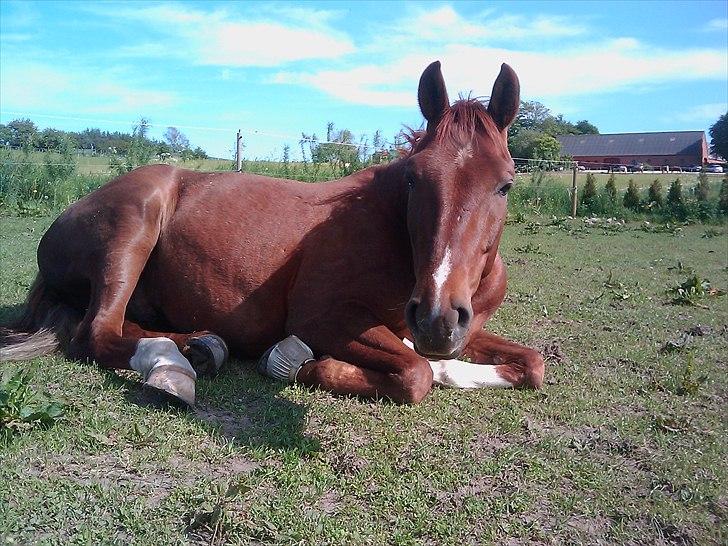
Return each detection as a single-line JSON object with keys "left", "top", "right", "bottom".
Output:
{"left": 412, "top": 342, "right": 463, "bottom": 361}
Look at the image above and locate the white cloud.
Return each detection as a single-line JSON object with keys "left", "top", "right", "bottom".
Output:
{"left": 274, "top": 38, "right": 727, "bottom": 107}
{"left": 705, "top": 18, "right": 728, "bottom": 31}
{"left": 671, "top": 103, "right": 728, "bottom": 123}
{"left": 97, "top": 3, "right": 354, "bottom": 66}
{"left": 380, "top": 5, "right": 586, "bottom": 46}
{"left": 0, "top": 63, "right": 177, "bottom": 114}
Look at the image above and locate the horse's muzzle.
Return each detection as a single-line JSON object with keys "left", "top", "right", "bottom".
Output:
{"left": 405, "top": 298, "right": 472, "bottom": 358}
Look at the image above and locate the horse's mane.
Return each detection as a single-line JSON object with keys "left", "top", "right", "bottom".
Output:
{"left": 400, "top": 97, "right": 501, "bottom": 157}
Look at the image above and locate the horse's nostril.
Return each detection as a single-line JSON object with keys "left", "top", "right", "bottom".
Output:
{"left": 457, "top": 306, "right": 472, "bottom": 328}
{"left": 405, "top": 300, "right": 420, "bottom": 331}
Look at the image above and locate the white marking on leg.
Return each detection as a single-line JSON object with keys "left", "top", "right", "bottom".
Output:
{"left": 432, "top": 246, "right": 452, "bottom": 303}
{"left": 129, "top": 337, "right": 196, "bottom": 380}
{"left": 402, "top": 338, "right": 513, "bottom": 389}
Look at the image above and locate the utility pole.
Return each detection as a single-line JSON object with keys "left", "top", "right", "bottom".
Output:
{"left": 571, "top": 163, "right": 578, "bottom": 217}
{"left": 236, "top": 130, "right": 242, "bottom": 172}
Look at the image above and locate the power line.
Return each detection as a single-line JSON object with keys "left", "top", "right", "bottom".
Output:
{"left": 0, "top": 111, "right": 365, "bottom": 149}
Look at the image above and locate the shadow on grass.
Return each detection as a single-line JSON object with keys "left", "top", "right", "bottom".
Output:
{"left": 101, "top": 358, "right": 319, "bottom": 456}
{"left": 0, "top": 303, "right": 25, "bottom": 326}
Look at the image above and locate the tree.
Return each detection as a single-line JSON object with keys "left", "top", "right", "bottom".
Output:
{"left": 508, "top": 128, "right": 542, "bottom": 159}
{"left": 531, "top": 135, "right": 561, "bottom": 161}
{"left": 191, "top": 146, "right": 207, "bottom": 159}
{"left": 312, "top": 122, "right": 359, "bottom": 166}
{"left": 0, "top": 124, "right": 12, "bottom": 146}
{"left": 666, "top": 178, "right": 682, "bottom": 206}
{"left": 581, "top": 172, "right": 597, "bottom": 209}
{"left": 695, "top": 171, "right": 710, "bottom": 202}
{"left": 623, "top": 179, "right": 641, "bottom": 210}
{"left": 575, "top": 120, "right": 599, "bottom": 134}
{"left": 7, "top": 118, "right": 38, "bottom": 148}
{"left": 648, "top": 179, "right": 664, "bottom": 207}
{"left": 164, "top": 126, "right": 190, "bottom": 153}
{"left": 605, "top": 173, "right": 617, "bottom": 201}
{"left": 709, "top": 113, "right": 728, "bottom": 159}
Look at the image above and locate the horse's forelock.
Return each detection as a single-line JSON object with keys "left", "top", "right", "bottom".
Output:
{"left": 401, "top": 98, "right": 505, "bottom": 158}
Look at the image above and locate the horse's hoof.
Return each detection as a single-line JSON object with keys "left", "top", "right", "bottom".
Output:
{"left": 258, "top": 335, "right": 314, "bottom": 383}
{"left": 142, "top": 364, "right": 196, "bottom": 409}
{"left": 183, "top": 334, "right": 228, "bottom": 377}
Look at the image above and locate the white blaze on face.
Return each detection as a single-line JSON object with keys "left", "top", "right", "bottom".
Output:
{"left": 432, "top": 246, "right": 452, "bottom": 304}
{"left": 403, "top": 338, "right": 514, "bottom": 389}
{"left": 455, "top": 144, "right": 473, "bottom": 168}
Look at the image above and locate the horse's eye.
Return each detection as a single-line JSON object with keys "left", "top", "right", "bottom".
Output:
{"left": 497, "top": 181, "right": 513, "bottom": 196}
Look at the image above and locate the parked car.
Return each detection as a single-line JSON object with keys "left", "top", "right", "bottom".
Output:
{"left": 705, "top": 164, "right": 724, "bottom": 173}
{"left": 612, "top": 165, "right": 627, "bottom": 173}
{"left": 685, "top": 165, "right": 702, "bottom": 172}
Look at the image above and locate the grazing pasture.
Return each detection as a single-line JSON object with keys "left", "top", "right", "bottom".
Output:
{"left": 1, "top": 213, "right": 726, "bottom": 544}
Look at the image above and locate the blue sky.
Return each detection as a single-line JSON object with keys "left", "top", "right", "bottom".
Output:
{"left": 1, "top": 1, "right": 726, "bottom": 159}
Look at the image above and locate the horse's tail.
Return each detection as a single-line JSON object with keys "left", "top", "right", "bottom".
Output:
{"left": 0, "top": 275, "right": 79, "bottom": 361}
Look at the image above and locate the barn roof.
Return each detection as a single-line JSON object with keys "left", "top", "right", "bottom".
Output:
{"left": 556, "top": 131, "right": 705, "bottom": 157}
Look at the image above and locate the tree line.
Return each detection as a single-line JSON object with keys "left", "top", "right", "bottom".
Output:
{"left": 0, "top": 118, "right": 208, "bottom": 160}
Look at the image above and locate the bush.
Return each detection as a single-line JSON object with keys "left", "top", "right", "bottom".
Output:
{"left": 623, "top": 179, "right": 641, "bottom": 211}
{"left": 581, "top": 172, "right": 597, "bottom": 211}
{"left": 720, "top": 175, "right": 728, "bottom": 215}
{"left": 647, "top": 179, "right": 664, "bottom": 208}
{"left": 605, "top": 173, "right": 617, "bottom": 201}
{"left": 695, "top": 171, "right": 710, "bottom": 202}
{"left": 667, "top": 178, "right": 683, "bottom": 206}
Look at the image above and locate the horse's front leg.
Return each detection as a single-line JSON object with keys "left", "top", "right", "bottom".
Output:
{"left": 262, "top": 312, "right": 433, "bottom": 404}
{"left": 402, "top": 329, "right": 543, "bottom": 390}
{"left": 459, "top": 329, "right": 545, "bottom": 389}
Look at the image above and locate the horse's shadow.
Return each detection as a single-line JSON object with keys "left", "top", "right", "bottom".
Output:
{"left": 102, "top": 361, "right": 318, "bottom": 454}
{"left": 3, "top": 302, "right": 316, "bottom": 454}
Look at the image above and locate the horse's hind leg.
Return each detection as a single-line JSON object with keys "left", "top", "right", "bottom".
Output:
{"left": 58, "top": 211, "right": 224, "bottom": 407}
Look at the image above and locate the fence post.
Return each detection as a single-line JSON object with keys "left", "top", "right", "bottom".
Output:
{"left": 236, "top": 130, "right": 242, "bottom": 172}
{"left": 571, "top": 163, "right": 578, "bottom": 217}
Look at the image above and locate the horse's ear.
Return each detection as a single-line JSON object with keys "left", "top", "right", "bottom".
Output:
{"left": 487, "top": 63, "right": 520, "bottom": 131}
{"left": 418, "top": 61, "right": 449, "bottom": 129}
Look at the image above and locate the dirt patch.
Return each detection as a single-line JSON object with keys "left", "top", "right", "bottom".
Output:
{"left": 24, "top": 453, "right": 175, "bottom": 507}
{"left": 318, "top": 490, "right": 341, "bottom": 515}
{"left": 194, "top": 403, "right": 254, "bottom": 439}
{"left": 536, "top": 339, "right": 567, "bottom": 364}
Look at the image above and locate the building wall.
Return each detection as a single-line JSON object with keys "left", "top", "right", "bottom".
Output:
{"left": 573, "top": 154, "right": 704, "bottom": 168}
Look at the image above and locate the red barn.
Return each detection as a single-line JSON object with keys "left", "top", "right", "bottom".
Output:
{"left": 556, "top": 131, "right": 709, "bottom": 169}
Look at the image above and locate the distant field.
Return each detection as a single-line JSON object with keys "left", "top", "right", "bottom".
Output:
{"left": 4, "top": 149, "right": 724, "bottom": 190}
{"left": 1, "top": 214, "right": 726, "bottom": 544}
{"left": 515, "top": 170, "right": 724, "bottom": 191}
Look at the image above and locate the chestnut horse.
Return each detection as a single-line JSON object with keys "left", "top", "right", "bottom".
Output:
{"left": 0, "top": 61, "right": 544, "bottom": 407}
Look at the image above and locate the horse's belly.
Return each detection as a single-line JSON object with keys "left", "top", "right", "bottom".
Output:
{"left": 139, "top": 236, "right": 293, "bottom": 356}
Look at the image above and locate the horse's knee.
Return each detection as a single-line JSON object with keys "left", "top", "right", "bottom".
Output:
{"left": 394, "top": 363, "right": 433, "bottom": 404}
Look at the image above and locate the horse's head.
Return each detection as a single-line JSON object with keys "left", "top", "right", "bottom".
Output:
{"left": 404, "top": 61, "right": 520, "bottom": 358}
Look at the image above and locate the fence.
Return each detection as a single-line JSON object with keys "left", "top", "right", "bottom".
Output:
{"left": 1, "top": 110, "right": 725, "bottom": 219}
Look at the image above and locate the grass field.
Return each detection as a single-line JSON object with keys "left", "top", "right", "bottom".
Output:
{"left": 1, "top": 213, "right": 727, "bottom": 545}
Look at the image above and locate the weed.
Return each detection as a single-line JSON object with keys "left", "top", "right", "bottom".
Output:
{"left": 0, "top": 368, "right": 65, "bottom": 434}
{"left": 667, "top": 261, "right": 694, "bottom": 274}
{"left": 701, "top": 229, "right": 722, "bottom": 239}
{"left": 600, "top": 271, "right": 636, "bottom": 301}
{"left": 514, "top": 242, "right": 546, "bottom": 254}
{"left": 675, "top": 354, "right": 706, "bottom": 396}
{"left": 667, "top": 275, "right": 725, "bottom": 307}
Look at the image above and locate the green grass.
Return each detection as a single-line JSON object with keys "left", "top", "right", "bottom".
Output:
{"left": 1, "top": 213, "right": 727, "bottom": 545}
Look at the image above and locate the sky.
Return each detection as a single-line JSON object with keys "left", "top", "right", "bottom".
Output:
{"left": 1, "top": 0, "right": 727, "bottom": 160}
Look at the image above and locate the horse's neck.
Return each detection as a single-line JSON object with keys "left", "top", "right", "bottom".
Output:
{"left": 337, "top": 161, "right": 408, "bottom": 223}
